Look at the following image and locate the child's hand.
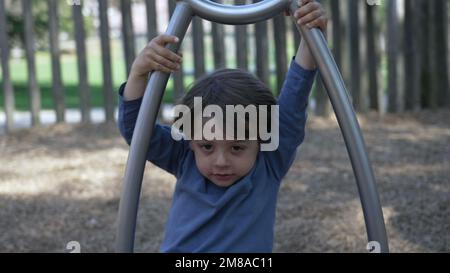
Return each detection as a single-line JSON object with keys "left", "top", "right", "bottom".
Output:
{"left": 130, "top": 34, "right": 183, "bottom": 78}
{"left": 292, "top": 0, "right": 328, "bottom": 33}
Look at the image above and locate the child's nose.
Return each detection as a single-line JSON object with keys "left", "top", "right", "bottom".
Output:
{"left": 214, "top": 152, "right": 229, "bottom": 167}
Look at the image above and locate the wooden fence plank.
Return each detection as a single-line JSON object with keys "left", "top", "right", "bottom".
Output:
{"left": 348, "top": 0, "right": 361, "bottom": 111}
{"left": 291, "top": 18, "right": 301, "bottom": 50}
{"left": 366, "top": 2, "right": 381, "bottom": 112}
{"left": 211, "top": 0, "right": 226, "bottom": 69}
{"left": 404, "top": 0, "right": 421, "bottom": 111}
{"left": 235, "top": 0, "right": 248, "bottom": 70}
{"left": 48, "top": 0, "right": 65, "bottom": 123}
{"left": 192, "top": 17, "right": 206, "bottom": 79}
{"left": 314, "top": 0, "right": 331, "bottom": 117}
{"left": 22, "top": 0, "right": 41, "bottom": 126}
{"left": 0, "top": 0, "right": 15, "bottom": 131}
{"left": 72, "top": 1, "right": 91, "bottom": 123}
{"left": 121, "top": 0, "right": 136, "bottom": 76}
{"left": 253, "top": 0, "right": 270, "bottom": 86}
{"left": 145, "top": 0, "right": 158, "bottom": 41}
{"left": 432, "top": 0, "right": 449, "bottom": 108}
{"left": 387, "top": 0, "right": 399, "bottom": 113}
{"left": 99, "top": 0, "right": 114, "bottom": 122}
{"left": 168, "top": 0, "right": 185, "bottom": 101}
{"left": 273, "top": 14, "right": 287, "bottom": 94}
{"left": 330, "top": 0, "right": 341, "bottom": 69}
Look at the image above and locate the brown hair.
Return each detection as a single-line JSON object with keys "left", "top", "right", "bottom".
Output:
{"left": 175, "top": 68, "right": 277, "bottom": 140}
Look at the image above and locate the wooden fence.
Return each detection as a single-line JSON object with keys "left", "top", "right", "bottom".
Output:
{"left": 0, "top": 0, "right": 449, "bottom": 133}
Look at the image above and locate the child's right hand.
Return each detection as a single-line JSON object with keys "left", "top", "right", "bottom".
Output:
{"left": 123, "top": 35, "right": 183, "bottom": 100}
{"left": 130, "top": 34, "right": 183, "bottom": 78}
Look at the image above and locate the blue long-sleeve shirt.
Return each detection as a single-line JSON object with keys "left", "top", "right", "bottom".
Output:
{"left": 118, "top": 58, "right": 317, "bottom": 252}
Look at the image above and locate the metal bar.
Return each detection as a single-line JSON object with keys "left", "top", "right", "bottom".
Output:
{"left": 288, "top": 0, "right": 389, "bottom": 253}
{"left": 115, "top": 1, "right": 193, "bottom": 253}
{"left": 185, "top": 0, "right": 290, "bottom": 25}
{"left": 116, "top": 0, "right": 389, "bottom": 253}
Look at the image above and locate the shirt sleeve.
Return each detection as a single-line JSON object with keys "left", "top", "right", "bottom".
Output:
{"left": 263, "top": 57, "right": 317, "bottom": 181}
{"left": 117, "top": 82, "right": 189, "bottom": 178}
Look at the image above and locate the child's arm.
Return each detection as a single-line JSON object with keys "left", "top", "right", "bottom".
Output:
{"left": 118, "top": 35, "right": 187, "bottom": 177}
{"left": 294, "top": 0, "right": 327, "bottom": 70}
{"left": 264, "top": 0, "right": 327, "bottom": 180}
{"left": 123, "top": 35, "right": 182, "bottom": 101}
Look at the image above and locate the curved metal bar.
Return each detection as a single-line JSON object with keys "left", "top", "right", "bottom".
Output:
{"left": 115, "top": 1, "right": 193, "bottom": 253}
{"left": 288, "top": 0, "right": 389, "bottom": 253}
{"left": 184, "top": 0, "right": 290, "bottom": 25}
{"left": 116, "top": 0, "right": 389, "bottom": 253}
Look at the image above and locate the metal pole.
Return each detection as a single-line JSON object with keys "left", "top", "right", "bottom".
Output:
{"left": 115, "top": 1, "right": 193, "bottom": 253}
{"left": 288, "top": 1, "right": 389, "bottom": 253}
{"left": 185, "top": 0, "right": 290, "bottom": 24}
{"left": 116, "top": 0, "right": 389, "bottom": 253}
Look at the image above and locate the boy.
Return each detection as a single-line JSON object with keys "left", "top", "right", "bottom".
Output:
{"left": 118, "top": 0, "right": 327, "bottom": 252}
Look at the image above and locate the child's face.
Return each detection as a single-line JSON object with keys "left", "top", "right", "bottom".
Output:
{"left": 190, "top": 139, "right": 259, "bottom": 187}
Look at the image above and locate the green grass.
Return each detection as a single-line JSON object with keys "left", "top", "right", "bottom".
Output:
{"left": 0, "top": 39, "right": 180, "bottom": 111}
{"left": 0, "top": 36, "right": 294, "bottom": 111}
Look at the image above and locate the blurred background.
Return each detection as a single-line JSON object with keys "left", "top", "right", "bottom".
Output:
{"left": 0, "top": 0, "right": 449, "bottom": 253}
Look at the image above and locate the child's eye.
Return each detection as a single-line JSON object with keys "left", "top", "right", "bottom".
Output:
{"left": 232, "top": 146, "right": 245, "bottom": 152}
{"left": 201, "top": 144, "right": 213, "bottom": 151}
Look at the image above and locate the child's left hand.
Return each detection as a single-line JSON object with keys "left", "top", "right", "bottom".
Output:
{"left": 291, "top": 0, "right": 328, "bottom": 33}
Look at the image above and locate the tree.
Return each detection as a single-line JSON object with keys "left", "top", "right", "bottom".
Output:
{"left": 5, "top": 0, "right": 95, "bottom": 51}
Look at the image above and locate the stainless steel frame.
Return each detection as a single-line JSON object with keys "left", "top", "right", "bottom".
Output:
{"left": 115, "top": 0, "right": 389, "bottom": 253}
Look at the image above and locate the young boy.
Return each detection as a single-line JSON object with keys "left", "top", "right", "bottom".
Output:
{"left": 118, "top": 0, "right": 327, "bottom": 252}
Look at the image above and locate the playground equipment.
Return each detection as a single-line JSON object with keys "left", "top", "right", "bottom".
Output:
{"left": 115, "top": 0, "right": 389, "bottom": 253}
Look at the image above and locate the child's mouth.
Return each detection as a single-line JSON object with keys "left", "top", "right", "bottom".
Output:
{"left": 212, "top": 174, "right": 234, "bottom": 181}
